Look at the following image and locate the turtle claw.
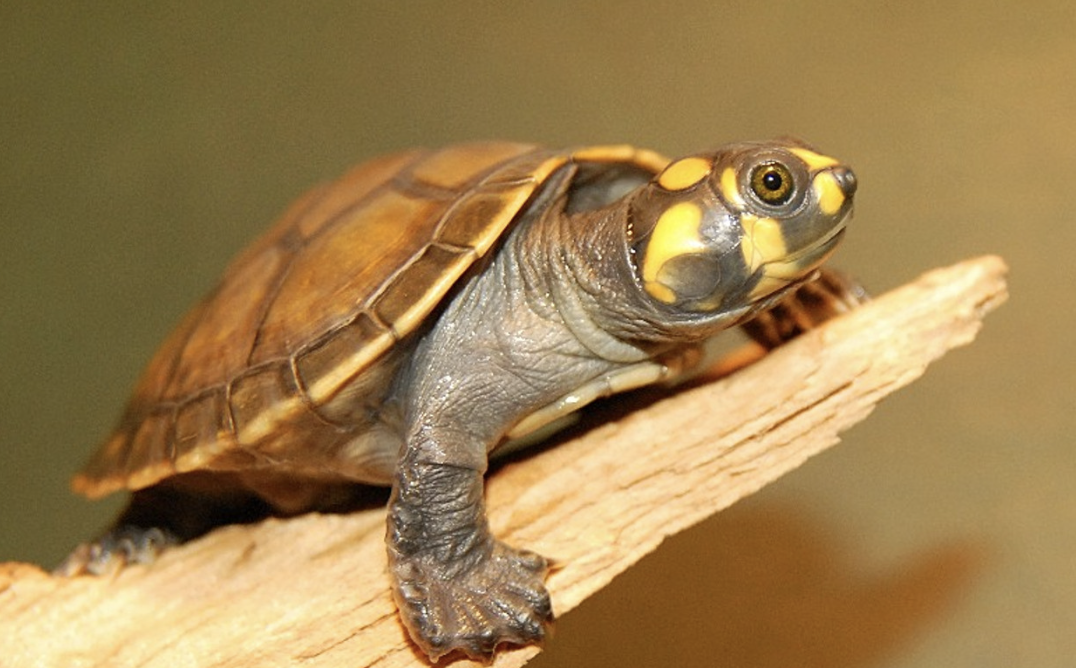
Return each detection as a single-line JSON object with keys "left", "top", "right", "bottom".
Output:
{"left": 55, "top": 526, "right": 178, "bottom": 577}
{"left": 743, "top": 267, "right": 870, "bottom": 349}
{"left": 392, "top": 540, "right": 553, "bottom": 661}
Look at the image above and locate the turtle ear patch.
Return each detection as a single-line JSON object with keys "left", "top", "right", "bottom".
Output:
{"left": 653, "top": 253, "right": 723, "bottom": 302}
{"left": 640, "top": 201, "right": 709, "bottom": 303}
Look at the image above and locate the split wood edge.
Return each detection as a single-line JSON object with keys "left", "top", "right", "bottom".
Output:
{"left": 0, "top": 255, "right": 1009, "bottom": 668}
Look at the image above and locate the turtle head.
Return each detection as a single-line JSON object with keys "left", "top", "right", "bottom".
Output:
{"left": 628, "top": 139, "right": 856, "bottom": 317}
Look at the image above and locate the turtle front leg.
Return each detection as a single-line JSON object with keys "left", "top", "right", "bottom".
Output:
{"left": 387, "top": 450, "right": 552, "bottom": 661}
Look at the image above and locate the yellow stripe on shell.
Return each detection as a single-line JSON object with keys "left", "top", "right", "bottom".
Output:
{"left": 657, "top": 157, "right": 712, "bottom": 191}
{"left": 234, "top": 396, "right": 305, "bottom": 447}
{"left": 740, "top": 214, "right": 787, "bottom": 272}
{"left": 641, "top": 201, "right": 707, "bottom": 303}
{"left": 306, "top": 331, "right": 396, "bottom": 405}
{"left": 813, "top": 171, "right": 845, "bottom": 215}
{"left": 788, "top": 147, "right": 839, "bottom": 171}
{"left": 569, "top": 145, "right": 671, "bottom": 174}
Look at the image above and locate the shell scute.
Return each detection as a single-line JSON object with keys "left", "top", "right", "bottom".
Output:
{"left": 293, "top": 149, "right": 425, "bottom": 240}
{"left": 372, "top": 244, "right": 475, "bottom": 337}
{"left": 123, "top": 414, "right": 174, "bottom": 489}
{"left": 228, "top": 362, "right": 304, "bottom": 448}
{"left": 168, "top": 243, "right": 292, "bottom": 398}
{"left": 294, "top": 312, "right": 390, "bottom": 406}
{"left": 409, "top": 142, "right": 536, "bottom": 191}
{"left": 248, "top": 187, "right": 452, "bottom": 365}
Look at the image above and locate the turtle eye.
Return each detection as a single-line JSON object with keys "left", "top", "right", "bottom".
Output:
{"left": 749, "top": 162, "right": 795, "bottom": 206}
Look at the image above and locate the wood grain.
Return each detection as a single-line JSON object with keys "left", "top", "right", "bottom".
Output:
{"left": 0, "top": 256, "right": 1008, "bottom": 668}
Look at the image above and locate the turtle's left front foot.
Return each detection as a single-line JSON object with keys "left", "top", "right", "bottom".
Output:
{"left": 387, "top": 459, "right": 553, "bottom": 660}
{"left": 391, "top": 537, "right": 553, "bottom": 661}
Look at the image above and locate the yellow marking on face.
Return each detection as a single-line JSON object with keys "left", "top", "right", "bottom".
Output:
{"left": 641, "top": 201, "right": 707, "bottom": 303}
{"left": 813, "top": 171, "right": 845, "bottom": 215}
{"left": 789, "top": 147, "right": 839, "bottom": 171}
{"left": 740, "top": 214, "right": 787, "bottom": 272}
{"left": 765, "top": 257, "right": 814, "bottom": 279}
{"left": 748, "top": 274, "right": 791, "bottom": 300}
{"left": 719, "top": 167, "right": 745, "bottom": 208}
{"left": 644, "top": 281, "right": 677, "bottom": 304}
{"left": 657, "top": 157, "right": 712, "bottom": 191}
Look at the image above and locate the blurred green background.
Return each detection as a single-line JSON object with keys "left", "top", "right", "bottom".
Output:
{"left": 2, "top": 2, "right": 1073, "bottom": 665}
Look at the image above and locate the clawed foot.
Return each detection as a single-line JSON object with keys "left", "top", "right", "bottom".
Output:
{"left": 744, "top": 267, "right": 870, "bottom": 349}
{"left": 391, "top": 540, "right": 553, "bottom": 661}
{"left": 55, "top": 525, "right": 178, "bottom": 577}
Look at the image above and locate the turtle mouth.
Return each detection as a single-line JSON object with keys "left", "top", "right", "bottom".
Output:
{"left": 742, "top": 207, "right": 850, "bottom": 304}
{"left": 763, "top": 218, "right": 848, "bottom": 281}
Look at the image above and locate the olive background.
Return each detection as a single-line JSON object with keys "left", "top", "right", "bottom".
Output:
{"left": 1, "top": 2, "right": 1073, "bottom": 665}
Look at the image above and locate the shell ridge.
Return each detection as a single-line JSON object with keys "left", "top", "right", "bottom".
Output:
{"left": 239, "top": 155, "right": 427, "bottom": 368}
{"left": 242, "top": 228, "right": 306, "bottom": 369}
{"left": 82, "top": 300, "right": 214, "bottom": 493}
{"left": 349, "top": 150, "right": 524, "bottom": 314}
{"left": 286, "top": 354, "right": 353, "bottom": 430}
{"left": 297, "top": 150, "right": 432, "bottom": 248}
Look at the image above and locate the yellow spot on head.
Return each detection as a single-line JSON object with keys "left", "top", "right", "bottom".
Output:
{"left": 740, "top": 214, "right": 787, "bottom": 272}
{"left": 719, "top": 167, "right": 745, "bottom": 209}
{"left": 645, "top": 280, "right": 677, "bottom": 304}
{"left": 813, "top": 171, "right": 845, "bottom": 215}
{"left": 657, "top": 157, "right": 712, "bottom": 191}
{"left": 789, "top": 147, "right": 839, "bottom": 171}
{"left": 641, "top": 201, "right": 706, "bottom": 303}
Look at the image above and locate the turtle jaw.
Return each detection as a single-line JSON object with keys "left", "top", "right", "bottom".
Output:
{"left": 745, "top": 210, "right": 850, "bottom": 303}
{"left": 768, "top": 219, "right": 848, "bottom": 279}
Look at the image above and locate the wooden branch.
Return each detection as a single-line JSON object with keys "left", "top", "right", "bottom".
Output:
{"left": 0, "top": 256, "right": 1008, "bottom": 668}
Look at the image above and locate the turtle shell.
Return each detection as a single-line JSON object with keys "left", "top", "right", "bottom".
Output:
{"left": 73, "top": 142, "right": 670, "bottom": 499}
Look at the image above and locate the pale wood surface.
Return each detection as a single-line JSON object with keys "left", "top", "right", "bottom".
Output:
{"left": 0, "top": 256, "right": 1008, "bottom": 668}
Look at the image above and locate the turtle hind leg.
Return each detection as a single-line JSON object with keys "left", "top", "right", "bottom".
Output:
{"left": 56, "top": 473, "right": 275, "bottom": 577}
{"left": 56, "top": 524, "right": 180, "bottom": 576}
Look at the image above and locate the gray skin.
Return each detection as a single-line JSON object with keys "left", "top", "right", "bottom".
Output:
{"left": 384, "top": 146, "right": 857, "bottom": 659}
{"left": 388, "top": 168, "right": 668, "bottom": 657}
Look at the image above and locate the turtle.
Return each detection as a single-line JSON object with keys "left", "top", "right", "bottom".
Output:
{"left": 62, "top": 139, "right": 859, "bottom": 661}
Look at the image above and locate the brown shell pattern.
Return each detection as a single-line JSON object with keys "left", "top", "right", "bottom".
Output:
{"left": 73, "top": 142, "right": 670, "bottom": 498}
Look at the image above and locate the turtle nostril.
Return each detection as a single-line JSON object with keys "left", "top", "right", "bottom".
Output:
{"left": 831, "top": 167, "right": 858, "bottom": 197}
